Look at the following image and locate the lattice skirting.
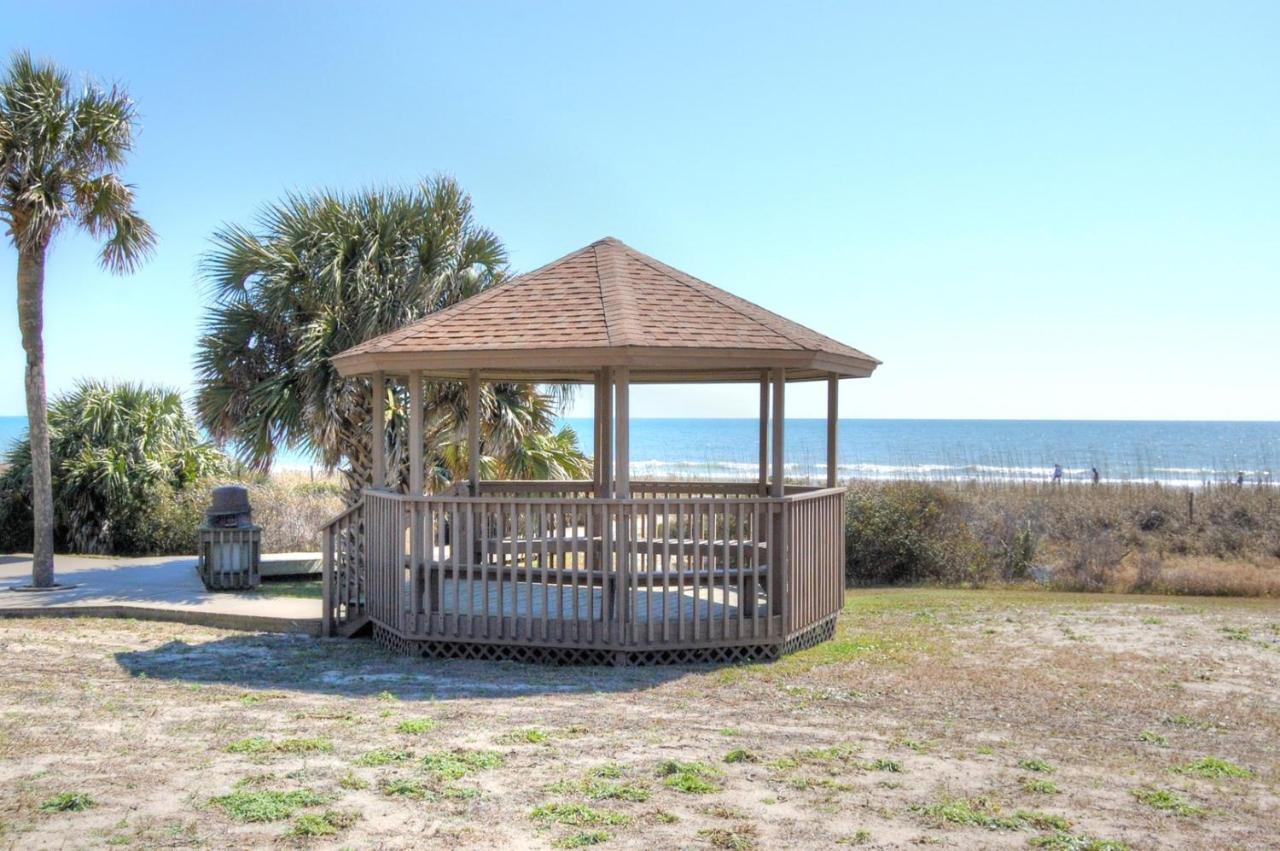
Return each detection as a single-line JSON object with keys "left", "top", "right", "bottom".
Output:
{"left": 369, "top": 614, "right": 838, "bottom": 667}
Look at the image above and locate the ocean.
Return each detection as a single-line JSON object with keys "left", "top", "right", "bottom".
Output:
{"left": 3, "top": 415, "right": 1276, "bottom": 487}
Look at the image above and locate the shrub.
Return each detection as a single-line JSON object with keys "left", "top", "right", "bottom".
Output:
{"left": 0, "top": 381, "right": 225, "bottom": 555}
{"left": 845, "top": 482, "right": 989, "bottom": 585}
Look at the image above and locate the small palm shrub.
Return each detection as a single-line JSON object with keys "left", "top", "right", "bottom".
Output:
{"left": 0, "top": 380, "right": 226, "bottom": 554}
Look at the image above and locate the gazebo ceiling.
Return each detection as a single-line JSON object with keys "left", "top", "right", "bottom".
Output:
{"left": 330, "top": 237, "right": 881, "bottom": 383}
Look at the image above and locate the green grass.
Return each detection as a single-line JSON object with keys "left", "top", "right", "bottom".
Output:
{"left": 353, "top": 748, "right": 413, "bottom": 767}
{"left": 529, "top": 802, "right": 632, "bottom": 827}
{"left": 1023, "top": 777, "right": 1060, "bottom": 795}
{"left": 1131, "top": 787, "right": 1204, "bottom": 817}
{"left": 913, "top": 797, "right": 1070, "bottom": 831}
{"left": 420, "top": 749, "right": 504, "bottom": 780}
{"left": 1029, "top": 833, "right": 1132, "bottom": 850}
{"left": 1174, "top": 756, "right": 1251, "bottom": 778}
{"left": 723, "top": 748, "right": 758, "bottom": 764}
{"left": 209, "top": 789, "right": 325, "bottom": 823}
{"left": 337, "top": 773, "right": 369, "bottom": 790}
{"left": 255, "top": 578, "right": 323, "bottom": 599}
{"left": 381, "top": 778, "right": 432, "bottom": 799}
{"left": 224, "top": 737, "right": 331, "bottom": 755}
{"left": 837, "top": 829, "right": 873, "bottom": 845}
{"left": 1019, "top": 758, "right": 1055, "bottom": 773}
{"left": 288, "top": 809, "right": 357, "bottom": 837}
{"left": 39, "top": 792, "right": 95, "bottom": 813}
{"left": 501, "top": 727, "right": 551, "bottom": 744}
{"left": 656, "top": 760, "right": 723, "bottom": 794}
{"left": 867, "top": 758, "right": 902, "bottom": 772}
{"left": 1138, "top": 730, "right": 1168, "bottom": 746}
{"left": 553, "top": 830, "right": 612, "bottom": 848}
{"left": 395, "top": 718, "right": 437, "bottom": 734}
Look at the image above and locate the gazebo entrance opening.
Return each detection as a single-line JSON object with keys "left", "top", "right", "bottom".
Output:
{"left": 321, "top": 238, "right": 878, "bottom": 664}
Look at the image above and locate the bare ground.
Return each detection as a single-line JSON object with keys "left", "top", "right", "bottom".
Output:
{"left": 1, "top": 589, "right": 1277, "bottom": 850}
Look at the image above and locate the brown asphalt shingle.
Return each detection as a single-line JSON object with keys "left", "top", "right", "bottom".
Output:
{"left": 336, "top": 236, "right": 878, "bottom": 363}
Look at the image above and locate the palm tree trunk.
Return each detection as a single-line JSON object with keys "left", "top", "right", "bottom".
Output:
{"left": 17, "top": 248, "right": 55, "bottom": 587}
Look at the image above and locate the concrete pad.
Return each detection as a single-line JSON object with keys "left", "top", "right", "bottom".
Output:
{"left": 0, "top": 553, "right": 321, "bottom": 635}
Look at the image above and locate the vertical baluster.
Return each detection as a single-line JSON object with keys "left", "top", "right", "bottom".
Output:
{"left": 480, "top": 501, "right": 490, "bottom": 639}
{"left": 763, "top": 502, "right": 773, "bottom": 637}
{"left": 691, "top": 501, "right": 701, "bottom": 641}
{"left": 722, "top": 499, "right": 731, "bottom": 641}
{"left": 585, "top": 501, "right": 595, "bottom": 644}
{"left": 495, "top": 501, "right": 505, "bottom": 638}
{"left": 523, "top": 501, "right": 533, "bottom": 641}
{"left": 661, "top": 500, "right": 671, "bottom": 644}
{"left": 554, "top": 502, "right": 565, "bottom": 642}
{"left": 540, "top": 502, "right": 549, "bottom": 642}
{"left": 646, "top": 501, "right": 655, "bottom": 646}
{"left": 676, "top": 502, "right": 686, "bottom": 641}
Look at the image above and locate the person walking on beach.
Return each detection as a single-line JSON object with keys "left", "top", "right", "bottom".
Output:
{"left": 1091, "top": 466, "right": 1100, "bottom": 484}
{"left": 1237, "top": 471, "right": 1245, "bottom": 487}
{"left": 1052, "top": 463, "right": 1063, "bottom": 484}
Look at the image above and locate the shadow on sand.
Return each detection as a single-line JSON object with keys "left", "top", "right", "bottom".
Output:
{"left": 114, "top": 632, "right": 696, "bottom": 700}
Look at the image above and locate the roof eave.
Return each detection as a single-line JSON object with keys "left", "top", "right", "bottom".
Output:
{"left": 331, "top": 346, "right": 879, "bottom": 381}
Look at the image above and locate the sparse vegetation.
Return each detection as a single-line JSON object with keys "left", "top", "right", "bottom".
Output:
{"left": 209, "top": 788, "right": 325, "bottom": 823}
{"left": 867, "top": 758, "right": 902, "bottom": 772}
{"left": 1019, "top": 758, "right": 1055, "bottom": 773}
{"left": 656, "top": 760, "right": 722, "bottom": 794}
{"left": 1131, "top": 787, "right": 1204, "bottom": 817}
{"left": 5, "top": 589, "right": 1275, "bottom": 847}
{"left": 396, "top": 717, "right": 437, "bottom": 734}
{"left": 913, "top": 796, "right": 1070, "bottom": 832}
{"left": 353, "top": 747, "right": 413, "bottom": 766}
{"left": 1023, "top": 777, "right": 1060, "bottom": 794}
{"left": 553, "top": 829, "right": 612, "bottom": 848}
{"left": 225, "top": 736, "right": 331, "bottom": 755}
{"left": 39, "top": 792, "right": 94, "bottom": 813}
{"left": 529, "top": 802, "right": 631, "bottom": 827}
{"left": 845, "top": 481, "right": 1280, "bottom": 595}
{"left": 698, "top": 823, "right": 759, "bottom": 849}
{"left": 421, "top": 749, "right": 504, "bottom": 780}
{"left": 1174, "top": 756, "right": 1251, "bottom": 779}
{"left": 289, "top": 809, "right": 358, "bottom": 837}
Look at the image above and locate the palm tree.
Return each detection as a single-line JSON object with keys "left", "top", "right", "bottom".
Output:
{"left": 194, "top": 177, "right": 587, "bottom": 499}
{"left": 0, "top": 52, "right": 155, "bottom": 587}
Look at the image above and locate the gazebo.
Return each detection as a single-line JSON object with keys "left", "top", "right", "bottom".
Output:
{"left": 321, "top": 237, "right": 879, "bottom": 664}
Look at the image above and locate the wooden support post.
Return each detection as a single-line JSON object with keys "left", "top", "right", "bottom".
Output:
{"left": 758, "top": 371, "right": 769, "bottom": 496}
{"left": 468, "top": 369, "right": 481, "bottom": 495}
{"left": 408, "top": 371, "right": 423, "bottom": 495}
{"left": 771, "top": 367, "right": 785, "bottom": 497}
{"left": 615, "top": 367, "right": 630, "bottom": 498}
{"left": 826, "top": 373, "right": 838, "bottom": 488}
{"left": 593, "top": 370, "right": 604, "bottom": 496}
{"left": 371, "top": 371, "right": 386, "bottom": 490}
{"left": 601, "top": 367, "right": 613, "bottom": 497}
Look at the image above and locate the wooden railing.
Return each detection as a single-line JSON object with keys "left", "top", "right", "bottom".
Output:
{"left": 322, "top": 482, "right": 846, "bottom": 651}
{"left": 321, "top": 499, "right": 365, "bottom": 636}
{"left": 782, "top": 488, "right": 846, "bottom": 636}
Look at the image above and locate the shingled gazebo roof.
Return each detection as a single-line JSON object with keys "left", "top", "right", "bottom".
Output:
{"left": 331, "top": 237, "right": 880, "bottom": 383}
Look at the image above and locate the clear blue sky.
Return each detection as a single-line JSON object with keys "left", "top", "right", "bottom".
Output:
{"left": 3, "top": 1, "right": 1277, "bottom": 420}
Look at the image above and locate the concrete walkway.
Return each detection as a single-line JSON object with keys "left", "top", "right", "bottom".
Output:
{"left": 0, "top": 554, "right": 322, "bottom": 635}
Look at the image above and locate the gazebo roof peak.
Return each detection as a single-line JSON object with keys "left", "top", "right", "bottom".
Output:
{"left": 331, "top": 236, "right": 880, "bottom": 383}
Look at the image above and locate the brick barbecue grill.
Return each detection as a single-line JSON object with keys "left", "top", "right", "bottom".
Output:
{"left": 197, "top": 485, "right": 261, "bottom": 590}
